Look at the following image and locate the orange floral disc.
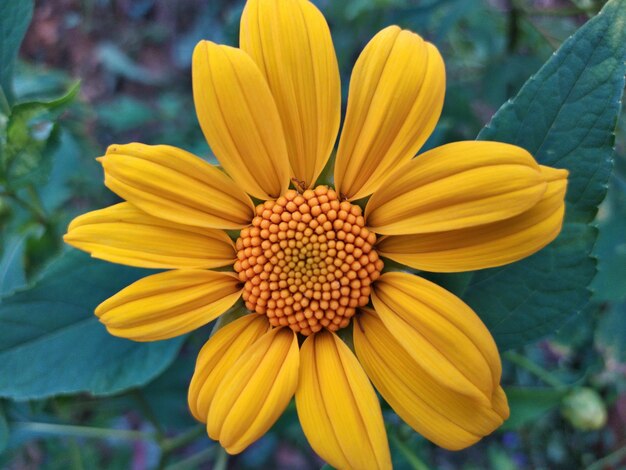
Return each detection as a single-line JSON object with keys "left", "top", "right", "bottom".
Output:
{"left": 234, "top": 186, "right": 384, "bottom": 335}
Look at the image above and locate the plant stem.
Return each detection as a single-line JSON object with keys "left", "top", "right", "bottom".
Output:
{"left": 213, "top": 447, "right": 229, "bottom": 470}
{"left": 69, "top": 438, "right": 85, "bottom": 470}
{"left": 504, "top": 351, "right": 567, "bottom": 389}
{"left": 164, "top": 447, "right": 216, "bottom": 470}
{"left": 13, "top": 422, "right": 156, "bottom": 442}
{"left": 160, "top": 424, "right": 206, "bottom": 454}
{"left": 389, "top": 433, "right": 431, "bottom": 470}
{"left": 157, "top": 424, "right": 207, "bottom": 468}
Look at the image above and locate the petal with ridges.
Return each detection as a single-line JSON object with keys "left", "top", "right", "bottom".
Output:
{"left": 334, "top": 26, "right": 445, "bottom": 200}
{"left": 377, "top": 165, "right": 568, "bottom": 272}
{"left": 296, "top": 330, "right": 391, "bottom": 470}
{"left": 188, "top": 314, "right": 269, "bottom": 422}
{"left": 492, "top": 386, "right": 511, "bottom": 420}
{"left": 207, "top": 327, "right": 299, "bottom": 454}
{"left": 240, "top": 0, "right": 340, "bottom": 188}
{"left": 365, "top": 141, "right": 547, "bottom": 235}
{"left": 64, "top": 202, "right": 236, "bottom": 269}
{"left": 354, "top": 309, "right": 508, "bottom": 450}
{"left": 100, "top": 143, "right": 254, "bottom": 229}
{"left": 192, "top": 41, "right": 290, "bottom": 200}
{"left": 372, "top": 272, "right": 502, "bottom": 400}
{"left": 95, "top": 270, "right": 242, "bottom": 341}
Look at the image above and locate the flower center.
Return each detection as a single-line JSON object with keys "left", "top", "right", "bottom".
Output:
{"left": 234, "top": 186, "right": 384, "bottom": 336}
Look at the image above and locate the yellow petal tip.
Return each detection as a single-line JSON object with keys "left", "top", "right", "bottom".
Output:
{"left": 105, "top": 144, "right": 119, "bottom": 155}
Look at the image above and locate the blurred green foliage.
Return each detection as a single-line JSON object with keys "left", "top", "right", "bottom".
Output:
{"left": 1, "top": 0, "right": 626, "bottom": 469}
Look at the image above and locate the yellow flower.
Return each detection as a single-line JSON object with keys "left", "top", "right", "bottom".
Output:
{"left": 64, "top": 0, "right": 568, "bottom": 468}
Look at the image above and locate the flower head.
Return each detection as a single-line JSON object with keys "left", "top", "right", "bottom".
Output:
{"left": 235, "top": 187, "right": 384, "bottom": 335}
{"left": 64, "top": 0, "right": 568, "bottom": 468}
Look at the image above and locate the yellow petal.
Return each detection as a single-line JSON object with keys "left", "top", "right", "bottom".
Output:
{"left": 95, "top": 270, "right": 242, "bottom": 341}
{"left": 371, "top": 272, "right": 502, "bottom": 402}
{"left": 100, "top": 143, "right": 254, "bottom": 229}
{"left": 207, "top": 327, "right": 299, "bottom": 454}
{"left": 492, "top": 385, "right": 510, "bottom": 421}
{"left": 295, "top": 330, "right": 391, "bottom": 470}
{"left": 376, "top": 165, "right": 568, "bottom": 271}
{"left": 334, "top": 26, "right": 445, "bottom": 200}
{"left": 192, "top": 41, "right": 290, "bottom": 200}
{"left": 365, "top": 141, "right": 548, "bottom": 235}
{"left": 240, "top": 0, "right": 341, "bottom": 188}
{"left": 188, "top": 314, "right": 270, "bottom": 422}
{"left": 354, "top": 309, "right": 508, "bottom": 450}
{"left": 64, "top": 203, "right": 236, "bottom": 269}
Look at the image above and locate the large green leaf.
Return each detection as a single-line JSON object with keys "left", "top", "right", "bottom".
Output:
{"left": 0, "top": 232, "right": 28, "bottom": 298}
{"left": 466, "top": 224, "right": 596, "bottom": 347}
{"left": 0, "top": 251, "right": 184, "bottom": 400}
{"left": 0, "top": 1, "right": 34, "bottom": 104}
{"left": 463, "top": 0, "right": 626, "bottom": 349}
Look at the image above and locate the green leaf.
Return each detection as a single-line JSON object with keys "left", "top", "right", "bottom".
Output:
{"left": 11, "top": 81, "right": 80, "bottom": 114}
{"left": 479, "top": 0, "right": 625, "bottom": 224}
{"left": 466, "top": 224, "right": 596, "bottom": 348}
{"left": 39, "top": 129, "right": 83, "bottom": 213}
{"left": 502, "top": 387, "right": 567, "bottom": 430}
{"left": 0, "top": 0, "right": 34, "bottom": 104}
{"left": 595, "top": 301, "right": 626, "bottom": 364}
{"left": 463, "top": 0, "right": 626, "bottom": 349}
{"left": 1, "top": 83, "right": 80, "bottom": 188}
{"left": 0, "top": 251, "right": 184, "bottom": 400}
{"left": 13, "top": 66, "right": 73, "bottom": 102}
{"left": 0, "top": 232, "right": 27, "bottom": 298}
{"left": 0, "top": 403, "right": 7, "bottom": 454}
{"left": 590, "top": 177, "right": 626, "bottom": 302}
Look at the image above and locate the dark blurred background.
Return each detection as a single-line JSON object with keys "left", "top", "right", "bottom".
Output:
{"left": 19, "top": 0, "right": 597, "bottom": 154}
